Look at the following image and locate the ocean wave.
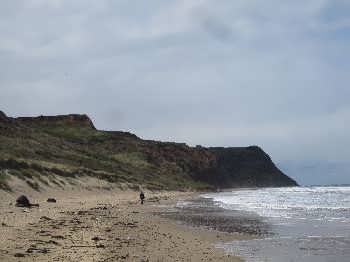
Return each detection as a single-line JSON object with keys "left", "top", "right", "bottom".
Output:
{"left": 201, "top": 186, "right": 350, "bottom": 221}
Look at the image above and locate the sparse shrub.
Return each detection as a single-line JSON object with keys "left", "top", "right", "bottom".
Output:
{"left": 0, "top": 170, "right": 11, "bottom": 191}
{"left": 26, "top": 180, "right": 40, "bottom": 191}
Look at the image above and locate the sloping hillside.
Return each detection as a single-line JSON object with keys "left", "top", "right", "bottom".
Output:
{"left": 0, "top": 111, "right": 298, "bottom": 191}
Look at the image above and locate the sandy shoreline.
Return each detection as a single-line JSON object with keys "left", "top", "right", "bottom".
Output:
{"left": 0, "top": 182, "right": 252, "bottom": 261}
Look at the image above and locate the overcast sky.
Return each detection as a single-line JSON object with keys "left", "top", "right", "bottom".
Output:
{"left": 1, "top": 0, "right": 350, "bottom": 185}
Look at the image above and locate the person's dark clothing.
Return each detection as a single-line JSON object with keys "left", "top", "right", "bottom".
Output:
{"left": 140, "top": 192, "right": 145, "bottom": 204}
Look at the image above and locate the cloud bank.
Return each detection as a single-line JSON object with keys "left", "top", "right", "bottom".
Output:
{"left": 1, "top": 0, "right": 350, "bottom": 184}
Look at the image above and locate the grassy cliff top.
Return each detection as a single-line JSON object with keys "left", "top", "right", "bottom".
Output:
{"left": 0, "top": 112, "right": 298, "bottom": 191}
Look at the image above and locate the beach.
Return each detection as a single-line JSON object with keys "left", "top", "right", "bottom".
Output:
{"left": 0, "top": 178, "right": 252, "bottom": 262}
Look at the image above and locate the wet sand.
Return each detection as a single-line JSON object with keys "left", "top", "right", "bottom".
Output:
{"left": 156, "top": 197, "right": 271, "bottom": 236}
{"left": 0, "top": 183, "right": 253, "bottom": 261}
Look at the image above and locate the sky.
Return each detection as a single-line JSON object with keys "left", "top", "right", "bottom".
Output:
{"left": 1, "top": 0, "right": 350, "bottom": 185}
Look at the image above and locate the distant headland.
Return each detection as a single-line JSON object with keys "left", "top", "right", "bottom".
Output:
{"left": 0, "top": 111, "right": 298, "bottom": 191}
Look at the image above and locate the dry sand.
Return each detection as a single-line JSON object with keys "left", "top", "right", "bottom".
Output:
{"left": 0, "top": 176, "right": 250, "bottom": 261}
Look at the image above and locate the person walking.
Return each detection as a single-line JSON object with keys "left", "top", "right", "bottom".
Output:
{"left": 139, "top": 191, "right": 145, "bottom": 205}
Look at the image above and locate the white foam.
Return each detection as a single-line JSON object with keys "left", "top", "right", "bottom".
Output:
{"left": 202, "top": 186, "right": 350, "bottom": 222}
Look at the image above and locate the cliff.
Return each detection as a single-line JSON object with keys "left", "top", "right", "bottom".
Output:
{"left": 0, "top": 111, "right": 298, "bottom": 191}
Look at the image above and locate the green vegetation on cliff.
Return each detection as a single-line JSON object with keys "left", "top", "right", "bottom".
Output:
{"left": 0, "top": 111, "right": 298, "bottom": 191}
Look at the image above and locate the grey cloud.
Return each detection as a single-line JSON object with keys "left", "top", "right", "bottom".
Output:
{"left": 1, "top": 0, "right": 350, "bottom": 185}
{"left": 197, "top": 14, "right": 234, "bottom": 42}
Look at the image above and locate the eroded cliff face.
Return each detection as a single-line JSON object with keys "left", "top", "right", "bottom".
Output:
{"left": 208, "top": 147, "right": 297, "bottom": 187}
{"left": 134, "top": 143, "right": 297, "bottom": 188}
{"left": 0, "top": 111, "right": 298, "bottom": 190}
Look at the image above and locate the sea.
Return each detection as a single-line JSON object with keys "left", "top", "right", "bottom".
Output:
{"left": 202, "top": 186, "right": 350, "bottom": 262}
